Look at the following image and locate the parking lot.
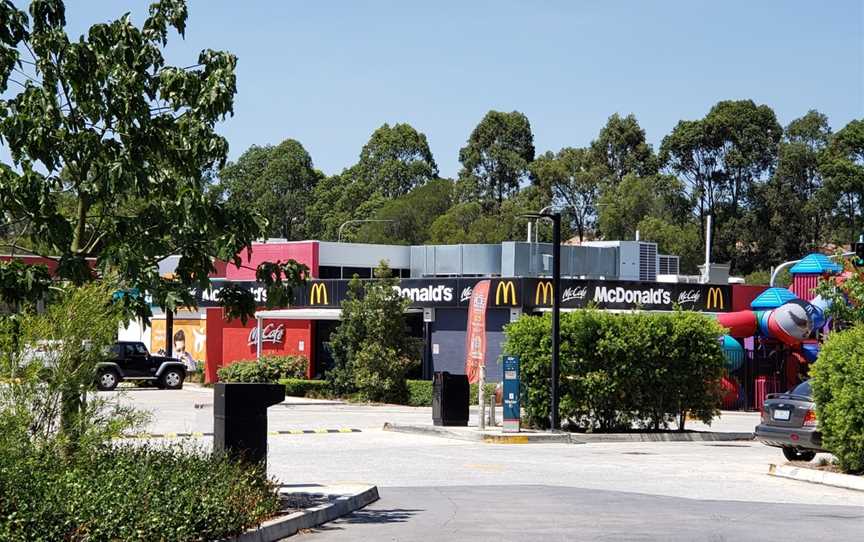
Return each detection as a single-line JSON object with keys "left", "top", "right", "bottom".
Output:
{"left": 106, "top": 385, "right": 864, "bottom": 540}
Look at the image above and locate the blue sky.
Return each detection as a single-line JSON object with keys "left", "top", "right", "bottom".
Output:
{"left": 17, "top": 1, "right": 864, "bottom": 178}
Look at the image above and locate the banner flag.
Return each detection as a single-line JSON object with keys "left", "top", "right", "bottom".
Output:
{"left": 465, "top": 279, "right": 490, "bottom": 384}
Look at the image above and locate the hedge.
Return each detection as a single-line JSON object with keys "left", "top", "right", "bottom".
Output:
{"left": 0, "top": 442, "right": 279, "bottom": 542}
{"left": 217, "top": 355, "right": 308, "bottom": 383}
{"left": 406, "top": 379, "right": 496, "bottom": 407}
{"left": 503, "top": 310, "right": 726, "bottom": 431}
{"left": 279, "top": 378, "right": 330, "bottom": 398}
{"left": 811, "top": 325, "right": 864, "bottom": 473}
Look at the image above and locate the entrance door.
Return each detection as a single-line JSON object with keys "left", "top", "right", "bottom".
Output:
{"left": 314, "top": 320, "right": 339, "bottom": 379}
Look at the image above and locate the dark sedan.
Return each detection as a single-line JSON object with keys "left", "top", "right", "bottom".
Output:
{"left": 755, "top": 380, "right": 824, "bottom": 462}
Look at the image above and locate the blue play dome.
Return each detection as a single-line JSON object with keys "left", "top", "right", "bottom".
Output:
{"left": 789, "top": 253, "right": 843, "bottom": 275}
{"left": 750, "top": 287, "right": 798, "bottom": 310}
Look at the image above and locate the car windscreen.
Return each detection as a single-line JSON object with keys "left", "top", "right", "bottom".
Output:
{"left": 790, "top": 380, "right": 812, "bottom": 398}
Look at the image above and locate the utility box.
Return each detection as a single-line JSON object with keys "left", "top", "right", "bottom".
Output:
{"left": 213, "top": 383, "right": 285, "bottom": 465}
{"left": 432, "top": 371, "right": 469, "bottom": 426}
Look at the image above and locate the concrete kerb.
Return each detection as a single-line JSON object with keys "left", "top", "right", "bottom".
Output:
{"left": 220, "top": 484, "right": 379, "bottom": 542}
{"left": 382, "top": 422, "right": 753, "bottom": 444}
{"left": 768, "top": 463, "right": 864, "bottom": 493}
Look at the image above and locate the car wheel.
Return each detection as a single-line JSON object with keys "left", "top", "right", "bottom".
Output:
{"left": 96, "top": 369, "right": 120, "bottom": 391}
{"left": 160, "top": 369, "right": 184, "bottom": 390}
{"left": 782, "top": 447, "right": 816, "bottom": 462}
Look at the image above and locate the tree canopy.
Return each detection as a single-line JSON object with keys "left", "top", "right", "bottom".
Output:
{"left": 217, "top": 138, "right": 322, "bottom": 240}
{"left": 0, "top": 0, "right": 303, "bottom": 320}
{"left": 458, "top": 110, "right": 535, "bottom": 205}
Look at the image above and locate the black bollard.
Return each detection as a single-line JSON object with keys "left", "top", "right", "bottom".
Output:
{"left": 213, "top": 382, "right": 285, "bottom": 466}
{"left": 432, "top": 371, "right": 469, "bottom": 426}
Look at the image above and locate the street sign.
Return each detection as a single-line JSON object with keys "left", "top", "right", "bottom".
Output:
{"left": 502, "top": 355, "right": 520, "bottom": 433}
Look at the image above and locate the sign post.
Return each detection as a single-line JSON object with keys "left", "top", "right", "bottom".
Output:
{"left": 502, "top": 355, "right": 520, "bottom": 433}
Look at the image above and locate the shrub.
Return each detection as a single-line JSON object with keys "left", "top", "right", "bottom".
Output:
{"left": 504, "top": 310, "right": 725, "bottom": 431}
{"left": 218, "top": 355, "right": 308, "bottom": 383}
{"left": 810, "top": 325, "right": 864, "bottom": 473}
{"left": 352, "top": 343, "right": 413, "bottom": 403}
{"left": 0, "top": 442, "right": 279, "bottom": 542}
{"left": 407, "top": 380, "right": 433, "bottom": 406}
{"left": 406, "top": 379, "right": 496, "bottom": 407}
{"left": 328, "top": 263, "right": 420, "bottom": 398}
{"left": 280, "top": 378, "right": 330, "bottom": 398}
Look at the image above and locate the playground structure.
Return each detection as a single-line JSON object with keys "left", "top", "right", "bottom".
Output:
{"left": 716, "top": 253, "right": 844, "bottom": 410}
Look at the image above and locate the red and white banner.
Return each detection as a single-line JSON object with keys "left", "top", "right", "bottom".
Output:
{"left": 465, "top": 280, "right": 490, "bottom": 384}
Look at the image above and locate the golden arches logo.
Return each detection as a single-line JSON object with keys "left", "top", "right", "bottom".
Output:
{"left": 535, "top": 281, "right": 553, "bottom": 305}
{"left": 706, "top": 287, "right": 724, "bottom": 310}
{"left": 495, "top": 281, "right": 517, "bottom": 305}
{"left": 309, "top": 283, "right": 329, "bottom": 305}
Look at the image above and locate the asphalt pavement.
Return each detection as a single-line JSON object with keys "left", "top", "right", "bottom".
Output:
{"left": 301, "top": 485, "right": 864, "bottom": 541}
{"left": 106, "top": 385, "right": 864, "bottom": 541}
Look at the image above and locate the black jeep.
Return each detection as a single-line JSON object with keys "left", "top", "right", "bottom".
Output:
{"left": 96, "top": 341, "right": 186, "bottom": 391}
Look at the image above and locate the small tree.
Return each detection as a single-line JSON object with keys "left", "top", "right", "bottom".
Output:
{"left": 327, "top": 262, "right": 419, "bottom": 402}
{"left": 0, "top": 281, "right": 145, "bottom": 455}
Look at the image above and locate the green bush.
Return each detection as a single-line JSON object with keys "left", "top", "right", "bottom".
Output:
{"left": 406, "top": 379, "right": 496, "bottom": 407}
{"left": 0, "top": 442, "right": 279, "bottom": 542}
{"left": 504, "top": 310, "right": 725, "bottom": 431}
{"left": 811, "top": 325, "right": 864, "bottom": 473}
{"left": 407, "top": 380, "right": 433, "bottom": 406}
{"left": 352, "top": 343, "right": 414, "bottom": 403}
{"left": 217, "top": 354, "right": 308, "bottom": 383}
{"left": 280, "top": 378, "right": 330, "bottom": 398}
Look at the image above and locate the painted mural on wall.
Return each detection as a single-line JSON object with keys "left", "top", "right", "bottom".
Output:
{"left": 151, "top": 318, "right": 207, "bottom": 368}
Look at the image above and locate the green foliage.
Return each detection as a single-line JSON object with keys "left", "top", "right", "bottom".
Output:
{"left": 327, "top": 262, "right": 420, "bottom": 402}
{"left": 503, "top": 310, "right": 725, "bottom": 431}
{"left": 660, "top": 100, "right": 783, "bottom": 273}
{"left": 0, "top": 259, "right": 52, "bottom": 309}
{"left": 406, "top": 379, "right": 434, "bottom": 406}
{"left": 0, "top": 281, "right": 145, "bottom": 452}
{"left": 358, "top": 178, "right": 454, "bottom": 245}
{"left": 405, "top": 380, "right": 496, "bottom": 407}
{"left": 0, "top": 442, "right": 279, "bottom": 542}
{"left": 280, "top": 378, "right": 329, "bottom": 398}
{"left": 356, "top": 122, "right": 439, "bottom": 198}
{"left": 351, "top": 342, "right": 415, "bottom": 403}
{"left": 217, "top": 355, "right": 308, "bottom": 383}
{"left": 531, "top": 147, "right": 602, "bottom": 242}
{"left": 590, "top": 113, "right": 659, "bottom": 183}
{"left": 305, "top": 122, "right": 437, "bottom": 241}
{"left": 815, "top": 265, "right": 864, "bottom": 327}
{"left": 821, "top": 119, "right": 864, "bottom": 241}
{"left": 217, "top": 139, "right": 323, "bottom": 240}
{"left": 458, "top": 110, "right": 535, "bottom": 204}
{"left": 810, "top": 325, "right": 864, "bottom": 473}
{"left": 0, "top": 0, "right": 312, "bottom": 323}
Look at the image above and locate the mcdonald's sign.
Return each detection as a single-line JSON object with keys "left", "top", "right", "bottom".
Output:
{"left": 535, "top": 281, "right": 553, "bottom": 305}
{"left": 706, "top": 287, "right": 724, "bottom": 310}
{"left": 309, "top": 283, "right": 329, "bottom": 305}
{"left": 495, "top": 281, "right": 518, "bottom": 305}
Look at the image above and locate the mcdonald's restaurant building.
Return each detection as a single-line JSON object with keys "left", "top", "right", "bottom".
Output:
{"left": 118, "top": 239, "right": 765, "bottom": 384}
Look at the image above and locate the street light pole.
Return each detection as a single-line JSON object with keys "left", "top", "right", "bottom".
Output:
{"left": 550, "top": 212, "right": 561, "bottom": 430}
{"left": 518, "top": 209, "right": 563, "bottom": 431}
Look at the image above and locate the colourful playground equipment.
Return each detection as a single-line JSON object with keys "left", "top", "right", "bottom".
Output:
{"left": 716, "top": 253, "right": 844, "bottom": 409}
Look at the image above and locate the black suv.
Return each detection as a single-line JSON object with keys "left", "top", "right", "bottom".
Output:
{"left": 96, "top": 341, "right": 187, "bottom": 391}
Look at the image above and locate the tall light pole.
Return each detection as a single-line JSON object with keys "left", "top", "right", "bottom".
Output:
{"left": 520, "top": 210, "right": 562, "bottom": 430}
{"left": 337, "top": 219, "right": 394, "bottom": 243}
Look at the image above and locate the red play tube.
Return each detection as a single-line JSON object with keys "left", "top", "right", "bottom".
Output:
{"left": 716, "top": 311, "right": 758, "bottom": 338}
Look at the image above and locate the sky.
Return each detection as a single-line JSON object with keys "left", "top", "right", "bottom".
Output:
{"left": 8, "top": 1, "right": 864, "bottom": 178}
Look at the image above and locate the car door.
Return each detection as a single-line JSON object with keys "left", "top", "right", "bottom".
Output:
{"left": 123, "top": 344, "right": 150, "bottom": 377}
